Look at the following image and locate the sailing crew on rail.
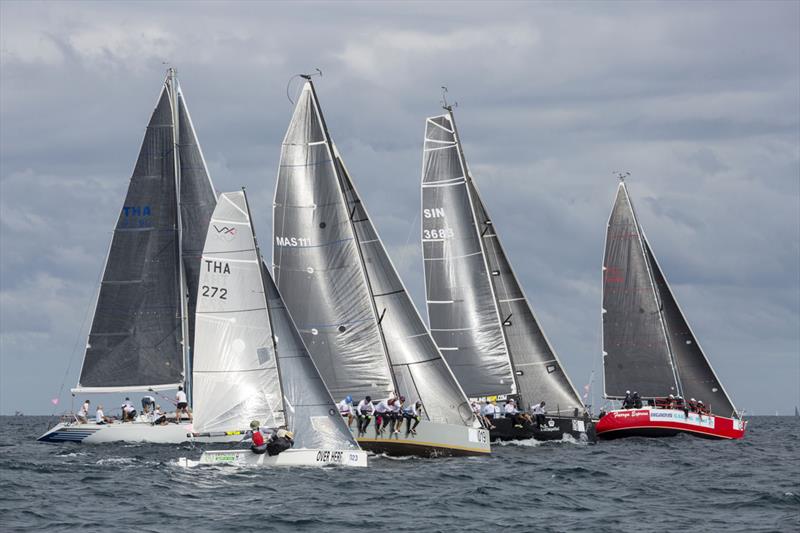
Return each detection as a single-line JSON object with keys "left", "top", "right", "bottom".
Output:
{"left": 403, "top": 400, "right": 423, "bottom": 435}
{"left": 504, "top": 399, "right": 530, "bottom": 428}
{"left": 356, "top": 396, "right": 374, "bottom": 436}
{"left": 472, "top": 401, "right": 495, "bottom": 430}
{"left": 266, "top": 429, "right": 294, "bottom": 456}
{"left": 246, "top": 420, "right": 270, "bottom": 454}
{"left": 141, "top": 395, "right": 155, "bottom": 414}
{"left": 390, "top": 396, "right": 404, "bottom": 434}
{"left": 338, "top": 396, "right": 355, "bottom": 428}
{"left": 374, "top": 398, "right": 390, "bottom": 436}
{"left": 531, "top": 401, "right": 547, "bottom": 428}
{"left": 121, "top": 397, "right": 137, "bottom": 422}
{"left": 622, "top": 390, "right": 634, "bottom": 409}
{"left": 175, "top": 385, "right": 192, "bottom": 423}
{"left": 632, "top": 392, "right": 642, "bottom": 409}
{"left": 76, "top": 399, "right": 90, "bottom": 424}
{"left": 482, "top": 400, "right": 496, "bottom": 425}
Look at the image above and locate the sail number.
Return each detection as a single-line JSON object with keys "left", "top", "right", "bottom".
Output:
{"left": 201, "top": 286, "right": 227, "bottom": 299}
{"left": 276, "top": 236, "right": 311, "bottom": 247}
{"left": 423, "top": 228, "right": 454, "bottom": 239}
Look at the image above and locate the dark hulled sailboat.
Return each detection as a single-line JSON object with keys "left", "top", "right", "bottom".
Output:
{"left": 420, "top": 106, "right": 594, "bottom": 442}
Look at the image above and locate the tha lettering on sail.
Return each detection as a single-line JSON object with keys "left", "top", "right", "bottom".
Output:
{"left": 275, "top": 236, "right": 311, "bottom": 247}
{"left": 119, "top": 205, "right": 152, "bottom": 228}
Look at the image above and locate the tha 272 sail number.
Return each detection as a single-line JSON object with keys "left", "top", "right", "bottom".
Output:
{"left": 201, "top": 286, "right": 227, "bottom": 299}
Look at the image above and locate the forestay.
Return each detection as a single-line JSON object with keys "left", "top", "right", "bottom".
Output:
{"left": 193, "top": 192, "right": 284, "bottom": 433}
{"left": 273, "top": 81, "right": 472, "bottom": 426}
{"left": 422, "top": 111, "right": 584, "bottom": 412}
{"left": 78, "top": 82, "right": 183, "bottom": 390}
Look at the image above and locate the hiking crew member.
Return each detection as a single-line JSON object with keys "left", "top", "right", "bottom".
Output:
{"left": 338, "top": 396, "right": 355, "bottom": 428}
{"left": 121, "top": 398, "right": 137, "bottom": 422}
{"left": 472, "top": 401, "right": 495, "bottom": 430}
{"left": 390, "top": 397, "right": 404, "bottom": 434}
{"left": 632, "top": 391, "right": 642, "bottom": 409}
{"left": 356, "top": 396, "right": 374, "bottom": 436}
{"left": 141, "top": 395, "right": 155, "bottom": 414}
{"left": 266, "top": 429, "right": 294, "bottom": 456}
{"left": 531, "top": 401, "right": 547, "bottom": 427}
{"left": 247, "top": 420, "right": 269, "bottom": 455}
{"left": 622, "top": 390, "right": 633, "bottom": 409}
{"left": 482, "top": 400, "right": 495, "bottom": 424}
{"left": 374, "top": 398, "right": 390, "bottom": 436}
{"left": 175, "top": 386, "right": 192, "bottom": 423}
{"left": 151, "top": 405, "right": 167, "bottom": 425}
{"left": 77, "top": 400, "right": 90, "bottom": 424}
{"left": 403, "top": 400, "right": 423, "bottom": 435}
{"left": 95, "top": 405, "right": 111, "bottom": 425}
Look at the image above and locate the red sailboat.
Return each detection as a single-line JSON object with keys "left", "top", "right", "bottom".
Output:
{"left": 596, "top": 176, "right": 746, "bottom": 440}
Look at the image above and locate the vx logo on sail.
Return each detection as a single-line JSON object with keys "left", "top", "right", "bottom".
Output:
{"left": 213, "top": 225, "right": 237, "bottom": 241}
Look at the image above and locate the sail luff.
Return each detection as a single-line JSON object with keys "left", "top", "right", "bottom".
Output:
{"left": 621, "top": 183, "right": 682, "bottom": 396}
{"left": 305, "top": 80, "right": 399, "bottom": 391}
{"left": 447, "top": 109, "right": 519, "bottom": 395}
{"left": 167, "top": 69, "right": 192, "bottom": 401}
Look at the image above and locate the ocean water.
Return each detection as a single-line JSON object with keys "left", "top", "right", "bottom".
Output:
{"left": 0, "top": 416, "right": 797, "bottom": 532}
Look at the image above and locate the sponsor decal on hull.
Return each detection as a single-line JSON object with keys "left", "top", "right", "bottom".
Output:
{"left": 649, "top": 410, "right": 715, "bottom": 428}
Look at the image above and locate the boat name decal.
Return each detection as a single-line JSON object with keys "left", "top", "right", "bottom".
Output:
{"left": 649, "top": 410, "right": 715, "bottom": 428}
{"left": 315, "top": 450, "right": 344, "bottom": 464}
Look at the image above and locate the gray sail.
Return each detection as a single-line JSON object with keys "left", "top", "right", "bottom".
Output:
{"left": 273, "top": 81, "right": 472, "bottom": 426}
{"left": 176, "top": 87, "right": 217, "bottom": 379}
{"left": 77, "top": 83, "right": 183, "bottom": 391}
{"left": 602, "top": 182, "right": 679, "bottom": 398}
{"left": 467, "top": 179, "right": 584, "bottom": 412}
{"left": 264, "top": 267, "right": 359, "bottom": 450}
{"left": 422, "top": 112, "right": 584, "bottom": 412}
{"left": 644, "top": 240, "right": 738, "bottom": 417}
{"left": 421, "top": 114, "right": 513, "bottom": 397}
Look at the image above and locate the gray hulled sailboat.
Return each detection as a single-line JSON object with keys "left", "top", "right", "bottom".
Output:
{"left": 421, "top": 107, "right": 593, "bottom": 442}
{"left": 595, "top": 178, "right": 745, "bottom": 439}
{"left": 186, "top": 191, "right": 367, "bottom": 467}
{"left": 39, "top": 70, "right": 226, "bottom": 444}
{"left": 272, "top": 79, "right": 490, "bottom": 457}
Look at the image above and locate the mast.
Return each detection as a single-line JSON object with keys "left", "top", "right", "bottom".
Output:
{"left": 242, "top": 187, "right": 287, "bottom": 419}
{"left": 446, "top": 106, "right": 519, "bottom": 396}
{"left": 620, "top": 178, "right": 683, "bottom": 398}
{"left": 304, "top": 78, "right": 399, "bottom": 393}
{"left": 168, "top": 68, "right": 192, "bottom": 404}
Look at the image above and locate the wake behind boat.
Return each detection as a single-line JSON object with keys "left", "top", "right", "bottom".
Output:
{"left": 184, "top": 191, "right": 367, "bottom": 468}
{"left": 39, "top": 69, "right": 221, "bottom": 444}
{"left": 272, "top": 79, "right": 490, "bottom": 457}
{"left": 420, "top": 106, "right": 594, "bottom": 443}
{"left": 596, "top": 177, "right": 746, "bottom": 440}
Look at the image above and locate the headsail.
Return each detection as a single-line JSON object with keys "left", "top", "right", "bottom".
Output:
{"left": 273, "top": 81, "right": 472, "bottom": 426}
{"left": 422, "top": 111, "right": 585, "bottom": 412}
{"left": 644, "top": 240, "right": 738, "bottom": 417}
{"left": 77, "top": 80, "right": 183, "bottom": 391}
{"left": 602, "top": 182, "right": 678, "bottom": 398}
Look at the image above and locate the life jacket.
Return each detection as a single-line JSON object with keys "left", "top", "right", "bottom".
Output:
{"left": 252, "top": 430, "right": 265, "bottom": 447}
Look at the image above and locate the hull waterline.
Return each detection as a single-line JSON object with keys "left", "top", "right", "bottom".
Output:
{"left": 37, "top": 421, "right": 241, "bottom": 444}
{"left": 352, "top": 420, "right": 491, "bottom": 457}
{"left": 596, "top": 409, "right": 746, "bottom": 440}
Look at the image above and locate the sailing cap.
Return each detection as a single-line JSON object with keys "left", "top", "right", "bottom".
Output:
{"left": 345, "top": 395, "right": 352, "bottom": 404}
{"left": 250, "top": 420, "right": 260, "bottom": 429}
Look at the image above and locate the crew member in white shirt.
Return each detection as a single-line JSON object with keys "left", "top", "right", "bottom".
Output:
{"left": 337, "top": 396, "right": 355, "bottom": 428}
{"left": 531, "top": 401, "right": 547, "bottom": 427}
{"left": 356, "top": 396, "right": 374, "bottom": 436}
{"left": 76, "top": 400, "right": 90, "bottom": 424}
{"left": 175, "top": 385, "right": 192, "bottom": 423}
{"left": 95, "top": 405, "right": 112, "bottom": 425}
{"left": 121, "top": 397, "right": 137, "bottom": 422}
{"left": 374, "top": 398, "right": 391, "bottom": 436}
{"left": 403, "top": 400, "right": 424, "bottom": 435}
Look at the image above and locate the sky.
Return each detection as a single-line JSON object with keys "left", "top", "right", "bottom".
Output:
{"left": 1, "top": 1, "right": 798, "bottom": 416}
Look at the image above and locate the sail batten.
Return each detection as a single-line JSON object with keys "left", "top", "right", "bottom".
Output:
{"left": 274, "top": 81, "right": 472, "bottom": 426}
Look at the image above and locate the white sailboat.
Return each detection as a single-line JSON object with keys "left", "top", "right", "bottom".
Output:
{"left": 272, "top": 78, "right": 490, "bottom": 457}
{"left": 39, "top": 70, "right": 234, "bottom": 444}
{"left": 184, "top": 191, "right": 367, "bottom": 467}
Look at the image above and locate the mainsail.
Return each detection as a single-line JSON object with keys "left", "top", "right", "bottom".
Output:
{"left": 421, "top": 111, "right": 584, "bottom": 412}
{"left": 76, "top": 71, "right": 216, "bottom": 393}
{"left": 273, "top": 80, "right": 472, "bottom": 426}
{"left": 602, "top": 181, "right": 738, "bottom": 416}
{"left": 194, "top": 191, "right": 358, "bottom": 449}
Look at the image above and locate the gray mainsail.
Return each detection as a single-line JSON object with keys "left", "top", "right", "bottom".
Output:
{"left": 602, "top": 181, "right": 737, "bottom": 416}
{"left": 602, "top": 182, "right": 679, "bottom": 398}
{"left": 76, "top": 71, "right": 216, "bottom": 392}
{"left": 194, "top": 191, "right": 357, "bottom": 449}
{"left": 273, "top": 80, "right": 472, "bottom": 426}
{"left": 422, "top": 111, "right": 584, "bottom": 412}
